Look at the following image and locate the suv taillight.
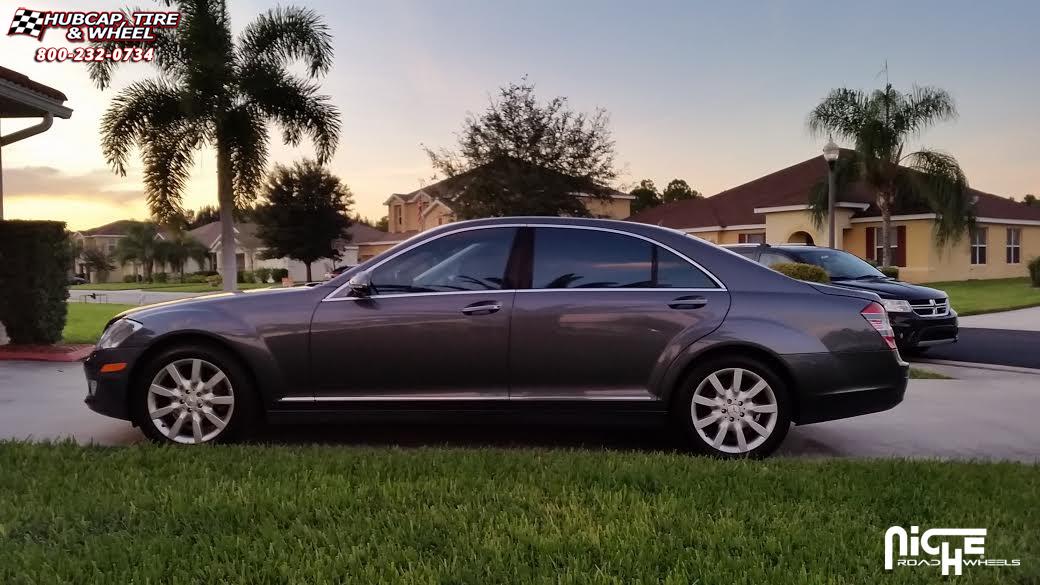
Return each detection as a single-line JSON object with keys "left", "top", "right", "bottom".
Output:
{"left": 861, "top": 302, "right": 897, "bottom": 350}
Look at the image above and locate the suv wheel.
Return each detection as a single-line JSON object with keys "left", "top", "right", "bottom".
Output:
{"left": 131, "top": 344, "right": 258, "bottom": 445}
{"left": 674, "top": 357, "right": 791, "bottom": 458}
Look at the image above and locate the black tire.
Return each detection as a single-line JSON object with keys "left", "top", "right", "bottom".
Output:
{"left": 671, "top": 355, "right": 792, "bottom": 459}
{"left": 131, "top": 343, "right": 260, "bottom": 445}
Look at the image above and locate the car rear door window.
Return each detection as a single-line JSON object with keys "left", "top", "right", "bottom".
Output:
{"left": 370, "top": 228, "right": 517, "bottom": 294}
{"left": 758, "top": 251, "right": 792, "bottom": 267}
{"left": 532, "top": 228, "right": 717, "bottom": 289}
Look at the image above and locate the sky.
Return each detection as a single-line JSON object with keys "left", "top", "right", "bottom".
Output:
{"left": 2, "top": 0, "right": 1038, "bottom": 230}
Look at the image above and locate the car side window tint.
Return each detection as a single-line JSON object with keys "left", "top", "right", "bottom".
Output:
{"left": 369, "top": 228, "right": 517, "bottom": 294}
{"left": 655, "top": 246, "right": 718, "bottom": 288}
{"left": 533, "top": 228, "right": 652, "bottom": 288}
{"left": 758, "top": 251, "right": 791, "bottom": 267}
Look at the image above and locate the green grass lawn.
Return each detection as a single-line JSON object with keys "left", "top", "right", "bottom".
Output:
{"left": 925, "top": 277, "right": 1040, "bottom": 316}
{"left": 0, "top": 443, "right": 1035, "bottom": 584}
{"left": 908, "top": 367, "right": 952, "bottom": 379}
{"left": 71, "top": 282, "right": 270, "bottom": 292}
{"left": 61, "top": 303, "right": 138, "bottom": 344}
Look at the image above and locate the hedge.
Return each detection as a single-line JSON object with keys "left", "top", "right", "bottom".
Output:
{"left": 1029, "top": 257, "right": 1040, "bottom": 287}
{"left": 0, "top": 220, "right": 74, "bottom": 343}
{"left": 879, "top": 266, "right": 899, "bottom": 279}
{"left": 770, "top": 262, "right": 830, "bottom": 283}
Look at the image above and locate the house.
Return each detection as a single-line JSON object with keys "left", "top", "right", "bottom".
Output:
{"left": 73, "top": 220, "right": 152, "bottom": 282}
{"left": 628, "top": 152, "right": 1040, "bottom": 283}
{"left": 353, "top": 160, "right": 635, "bottom": 261}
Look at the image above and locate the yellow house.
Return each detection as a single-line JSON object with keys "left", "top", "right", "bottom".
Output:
{"left": 629, "top": 153, "right": 1040, "bottom": 283}
{"left": 355, "top": 162, "right": 634, "bottom": 261}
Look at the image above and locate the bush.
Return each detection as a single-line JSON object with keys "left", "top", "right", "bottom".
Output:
{"left": 193, "top": 270, "right": 218, "bottom": 277}
{"left": 770, "top": 262, "right": 830, "bottom": 283}
{"left": 0, "top": 221, "right": 74, "bottom": 343}
{"left": 879, "top": 266, "right": 899, "bottom": 279}
{"left": 1029, "top": 257, "right": 1040, "bottom": 287}
{"left": 183, "top": 274, "right": 207, "bottom": 284}
{"left": 123, "top": 274, "right": 138, "bottom": 283}
{"left": 254, "top": 267, "right": 272, "bottom": 283}
{"left": 236, "top": 270, "right": 255, "bottom": 284}
{"left": 271, "top": 268, "right": 289, "bottom": 281}
{"left": 206, "top": 274, "right": 222, "bottom": 288}
{"left": 153, "top": 272, "right": 168, "bottom": 283}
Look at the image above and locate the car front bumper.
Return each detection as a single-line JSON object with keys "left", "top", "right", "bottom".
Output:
{"left": 788, "top": 349, "right": 909, "bottom": 425}
{"left": 891, "top": 313, "right": 959, "bottom": 349}
{"left": 83, "top": 346, "right": 145, "bottom": 421}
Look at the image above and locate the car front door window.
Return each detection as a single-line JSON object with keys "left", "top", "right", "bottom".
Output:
{"left": 369, "top": 228, "right": 517, "bottom": 294}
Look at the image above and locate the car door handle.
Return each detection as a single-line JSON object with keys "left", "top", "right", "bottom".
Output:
{"left": 460, "top": 301, "right": 502, "bottom": 316}
{"left": 668, "top": 296, "right": 707, "bottom": 310}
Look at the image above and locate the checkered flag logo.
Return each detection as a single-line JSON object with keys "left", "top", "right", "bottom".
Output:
{"left": 9, "top": 8, "right": 46, "bottom": 39}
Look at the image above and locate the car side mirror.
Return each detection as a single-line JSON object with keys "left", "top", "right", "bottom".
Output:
{"left": 347, "top": 270, "right": 373, "bottom": 297}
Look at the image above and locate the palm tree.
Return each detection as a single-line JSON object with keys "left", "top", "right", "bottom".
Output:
{"left": 807, "top": 83, "right": 972, "bottom": 267}
{"left": 89, "top": 2, "right": 341, "bottom": 291}
{"left": 115, "top": 223, "right": 163, "bottom": 282}
{"left": 159, "top": 231, "right": 210, "bottom": 280}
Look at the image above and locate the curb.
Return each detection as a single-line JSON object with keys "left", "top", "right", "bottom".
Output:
{"left": 913, "top": 358, "right": 1040, "bottom": 376}
{"left": 0, "top": 345, "right": 93, "bottom": 363}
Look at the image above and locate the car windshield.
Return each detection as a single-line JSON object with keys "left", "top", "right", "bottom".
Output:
{"left": 788, "top": 249, "right": 885, "bottom": 280}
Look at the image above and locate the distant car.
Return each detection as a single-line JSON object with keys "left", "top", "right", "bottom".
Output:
{"left": 68, "top": 275, "right": 87, "bottom": 285}
{"left": 84, "top": 218, "right": 908, "bottom": 456}
{"left": 725, "top": 243, "right": 957, "bottom": 354}
{"left": 323, "top": 265, "right": 354, "bottom": 280}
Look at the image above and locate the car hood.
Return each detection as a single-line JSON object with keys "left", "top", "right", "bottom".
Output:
{"left": 114, "top": 286, "right": 318, "bottom": 321}
{"left": 827, "top": 277, "right": 946, "bottom": 301}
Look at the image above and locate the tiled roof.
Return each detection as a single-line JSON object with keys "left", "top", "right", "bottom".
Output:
{"left": 0, "top": 65, "right": 67, "bottom": 102}
{"left": 628, "top": 151, "right": 1040, "bottom": 229}
{"left": 79, "top": 219, "right": 145, "bottom": 237}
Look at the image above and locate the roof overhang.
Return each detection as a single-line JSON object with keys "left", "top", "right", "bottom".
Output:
{"left": 0, "top": 76, "right": 72, "bottom": 119}
{"left": 680, "top": 223, "right": 766, "bottom": 234}
{"left": 420, "top": 198, "right": 453, "bottom": 217}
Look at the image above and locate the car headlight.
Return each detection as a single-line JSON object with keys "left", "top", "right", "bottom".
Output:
{"left": 880, "top": 299, "right": 913, "bottom": 313}
{"left": 97, "top": 318, "right": 143, "bottom": 349}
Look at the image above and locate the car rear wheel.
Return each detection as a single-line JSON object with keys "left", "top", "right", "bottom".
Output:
{"left": 674, "top": 357, "right": 791, "bottom": 458}
{"left": 131, "top": 345, "right": 258, "bottom": 445}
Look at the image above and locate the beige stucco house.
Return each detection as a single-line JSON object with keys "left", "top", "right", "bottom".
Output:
{"left": 354, "top": 162, "right": 634, "bottom": 261}
{"left": 629, "top": 152, "right": 1040, "bottom": 283}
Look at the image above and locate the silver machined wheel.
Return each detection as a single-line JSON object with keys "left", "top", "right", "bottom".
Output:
{"left": 690, "top": 367, "right": 778, "bottom": 454}
{"left": 147, "top": 358, "right": 235, "bottom": 444}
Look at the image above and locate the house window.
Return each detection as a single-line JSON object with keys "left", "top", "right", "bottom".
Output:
{"left": 866, "top": 226, "right": 906, "bottom": 266}
{"left": 738, "top": 233, "right": 765, "bottom": 244}
{"left": 394, "top": 205, "right": 403, "bottom": 228}
{"left": 1006, "top": 228, "right": 1021, "bottom": 264}
{"left": 970, "top": 228, "right": 987, "bottom": 265}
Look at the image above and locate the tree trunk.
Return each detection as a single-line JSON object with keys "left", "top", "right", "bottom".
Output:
{"left": 217, "top": 144, "right": 238, "bottom": 292}
{"left": 305, "top": 262, "right": 312, "bottom": 283}
{"left": 880, "top": 192, "right": 892, "bottom": 268}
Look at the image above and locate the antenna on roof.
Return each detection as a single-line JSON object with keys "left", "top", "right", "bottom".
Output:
{"left": 876, "top": 60, "right": 889, "bottom": 85}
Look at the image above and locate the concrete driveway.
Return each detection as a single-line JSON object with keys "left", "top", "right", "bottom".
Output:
{"left": 1, "top": 360, "right": 1037, "bottom": 461}
{"left": 958, "top": 305, "right": 1040, "bottom": 331}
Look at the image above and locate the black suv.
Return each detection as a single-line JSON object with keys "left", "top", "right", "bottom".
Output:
{"left": 726, "top": 244, "right": 958, "bottom": 354}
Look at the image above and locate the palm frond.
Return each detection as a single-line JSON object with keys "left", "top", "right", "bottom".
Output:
{"left": 99, "top": 79, "right": 192, "bottom": 175}
{"left": 893, "top": 85, "right": 957, "bottom": 136}
{"left": 87, "top": 8, "right": 188, "bottom": 89}
{"left": 807, "top": 88, "right": 870, "bottom": 141}
{"left": 140, "top": 121, "right": 204, "bottom": 223}
{"left": 806, "top": 153, "right": 863, "bottom": 228}
{"left": 239, "top": 61, "right": 340, "bottom": 163}
{"left": 901, "top": 149, "right": 973, "bottom": 247}
{"left": 222, "top": 104, "right": 270, "bottom": 206}
{"left": 237, "top": 6, "right": 333, "bottom": 77}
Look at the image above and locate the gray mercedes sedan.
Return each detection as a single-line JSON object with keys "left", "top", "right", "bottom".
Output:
{"left": 84, "top": 217, "right": 908, "bottom": 457}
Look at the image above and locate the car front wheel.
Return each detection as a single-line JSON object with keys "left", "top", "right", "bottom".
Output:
{"left": 132, "top": 345, "right": 258, "bottom": 445}
{"left": 674, "top": 357, "right": 791, "bottom": 458}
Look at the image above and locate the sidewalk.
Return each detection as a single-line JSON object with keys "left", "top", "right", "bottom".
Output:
{"left": 958, "top": 305, "right": 1040, "bottom": 331}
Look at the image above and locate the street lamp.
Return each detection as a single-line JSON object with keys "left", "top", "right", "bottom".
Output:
{"left": 823, "top": 139, "right": 840, "bottom": 248}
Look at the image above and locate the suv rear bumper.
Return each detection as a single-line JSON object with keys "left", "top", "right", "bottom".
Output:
{"left": 787, "top": 350, "right": 909, "bottom": 424}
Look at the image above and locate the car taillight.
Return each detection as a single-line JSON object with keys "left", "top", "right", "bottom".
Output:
{"left": 861, "top": 301, "right": 897, "bottom": 349}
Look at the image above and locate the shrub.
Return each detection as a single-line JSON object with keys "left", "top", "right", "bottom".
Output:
{"left": 0, "top": 221, "right": 74, "bottom": 344}
{"left": 879, "top": 266, "right": 899, "bottom": 279}
{"left": 271, "top": 268, "right": 289, "bottom": 281}
{"left": 153, "top": 272, "right": 168, "bottom": 283}
{"left": 183, "top": 274, "right": 207, "bottom": 284}
{"left": 193, "top": 270, "right": 218, "bottom": 277}
{"left": 237, "top": 270, "right": 255, "bottom": 283}
{"left": 770, "top": 262, "right": 830, "bottom": 283}
{"left": 206, "top": 274, "right": 222, "bottom": 288}
{"left": 254, "top": 267, "right": 272, "bottom": 283}
{"left": 1029, "top": 257, "right": 1040, "bottom": 287}
{"left": 123, "top": 274, "right": 138, "bottom": 283}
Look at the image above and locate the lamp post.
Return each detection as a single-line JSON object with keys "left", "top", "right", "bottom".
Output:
{"left": 822, "top": 139, "right": 840, "bottom": 248}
